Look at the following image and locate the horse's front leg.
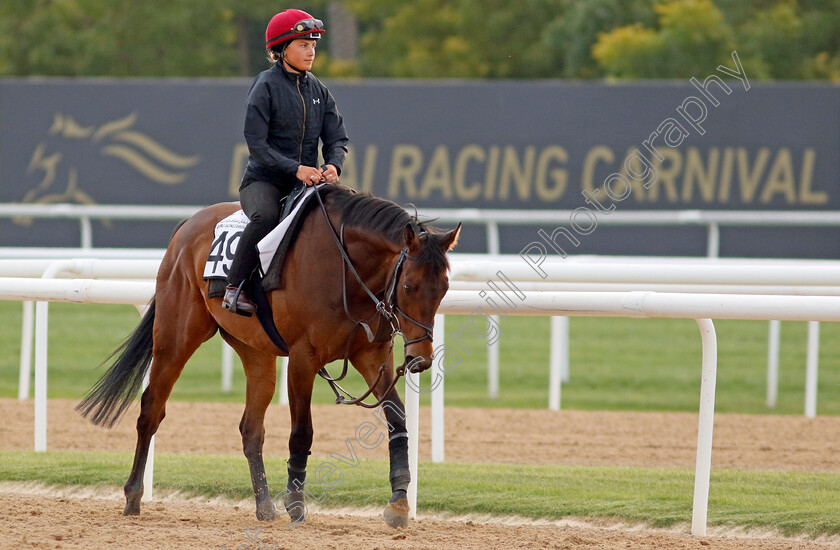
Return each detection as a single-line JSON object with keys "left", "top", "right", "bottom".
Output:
{"left": 283, "top": 353, "right": 318, "bottom": 524}
{"left": 229, "top": 339, "right": 279, "bottom": 521}
{"left": 353, "top": 347, "right": 411, "bottom": 528}
{"left": 380, "top": 383, "right": 411, "bottom": 528}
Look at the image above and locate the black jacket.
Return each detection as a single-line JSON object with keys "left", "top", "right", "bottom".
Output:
{"left": 242, "top": 61, "right": 349, "bottom": 189}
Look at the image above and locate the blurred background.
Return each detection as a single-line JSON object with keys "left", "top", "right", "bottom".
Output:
{"left": 0, "top": 0, "right": 838, "bottom": 256}
{"left": 2, "top": 1, "right": 840, "bottom": 417}
{"left": 1, "top": 0, "right": 838, "bottom": 80}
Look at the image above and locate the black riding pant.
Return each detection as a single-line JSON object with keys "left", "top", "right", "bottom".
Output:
{"left": 227, "top": 179, "right": 293, "bottom": 286}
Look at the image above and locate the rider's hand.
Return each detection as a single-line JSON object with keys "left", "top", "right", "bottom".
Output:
{"left": 320, "top": 164, "right": 339, "bottom": 184}
{"left": 296, "top": 165, "right": 324, "bottom": 187}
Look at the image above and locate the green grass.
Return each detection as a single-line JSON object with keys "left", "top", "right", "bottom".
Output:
{"left": 2, "top": 302, "right": 840, "bottom": 414}
{"left": 1, "top": 449, "right": 838, "bottom": 537}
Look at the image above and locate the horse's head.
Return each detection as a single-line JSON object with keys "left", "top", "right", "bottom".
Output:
{"left": 393, "top": 222, "right": 461, "bottom": 373}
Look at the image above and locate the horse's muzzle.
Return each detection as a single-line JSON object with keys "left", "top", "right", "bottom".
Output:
{"left": 404, "top": 355, "right": 432, "bottom": 374}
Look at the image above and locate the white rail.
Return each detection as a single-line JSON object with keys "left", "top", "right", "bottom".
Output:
{"left": 452, "top": 256, "right": 840, "bottom": 285}
{"left": 0, "top": 277, "right": 154, "bottom": 304}
{"left": 421, "top": 208, "right": 840, "bottom": 257}
{"left": 439, "top": 290, "right": 840, "bottom": 321}
{"left": 4, "top": 203, "right": 840, "bottom": 256}
{"left": 0, "top": 259, "right": 160, "bottom": 279}
{"left": 7, "top": 259, "right": 160, "bottom": 402}
{"left": 0, "top": 204, "right": 201, "bottom": 249}
{"left": 431, "top": 290, "right": 840, "bottom": 536}
{"left": 0, "top": 247, "right": 166, "bottom": 259}
{"left": 6, "top": 254, "right": 837, "bottom": 413}
{"left": 1, "top": 256, "right": 241, "bottom": 404}
{"left": 449, "top": 253, "right": 840, "bottom": 415}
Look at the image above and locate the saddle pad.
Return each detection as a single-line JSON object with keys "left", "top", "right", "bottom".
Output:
{"left": 202, "top": 209, "right": 249, "bottom": 279}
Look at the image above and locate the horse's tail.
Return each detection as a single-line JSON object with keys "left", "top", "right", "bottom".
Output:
{"left": 75, "top": 298, "right": 156, "bottom": 428}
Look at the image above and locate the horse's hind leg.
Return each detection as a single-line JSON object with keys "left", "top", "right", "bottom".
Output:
{"left": 123, "top": 301, "right": 216, "bottom": 515}
{"left": 223, "top": 334, "right": 279, "bottom": 521}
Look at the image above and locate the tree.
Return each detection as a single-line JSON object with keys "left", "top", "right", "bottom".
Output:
{"left": 592, "top": 24, "right": 663, "bottom": 79}
{"left": 740, "top": 1, "right": 805, "bottom": 78}
{"left": 593, "top": 0, "right": 735, "bottom": 79}
{"left": 0, "top": 0, "right": 334, "bottom": 77}
{"left": 544, "top": 0, "right": 655, "bottom": 78}
{"left": 1, "top": 0, "right": 838, "bottom": 80}
{"left": 344, "top": 0, "right": 484, "bottom": 77}
{"left": 345, "top": 0, "right": 569, "bottom": 78}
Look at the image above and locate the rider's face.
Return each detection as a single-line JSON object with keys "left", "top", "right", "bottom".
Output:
{"left": 284, "top": 39, "right": 316, "bottom": 72}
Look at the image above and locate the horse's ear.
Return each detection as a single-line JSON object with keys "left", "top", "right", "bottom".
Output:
{"left": 403, "top": 222, "right": 419, "bottom": 249}
{"left": 440, "top": 223, "right": 461, "bottom": 251}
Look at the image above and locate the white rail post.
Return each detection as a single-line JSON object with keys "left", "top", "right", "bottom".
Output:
{"left": 549, "top": 316, "right": 568, "bottom": 411}
{"left": 221, "top": 341, "right": 234, "bottom": 393}
{"left": 33, "top": 299, "right": 49, "bottom": 452}
{"left": 80, "top": 216, "right": 93, "bottom": 249}
{"left": 18, "top": 301, "right": 34, "bottom": 400}
{"left": 691, "top": 318, "right": 718, "bottom": 537}
{"left": 405, "top": 365, "right": 420, "bottom": 520}
{"left": 766, "top": 320, "right": 780, "bottom": 408}
{"left": 278, "top": 356, "right": 289, "bottom": 405}
{"left": 706, "top": 222, "right": 720, "bottom": 258}
{"left": 431, "top": 314, "right": 445, "bottom": 463}
{"left": 486, "top": 221, "right": 501, "bottom": 401}
{"left": 135, "top": 304, "right": 154, "bottom": 502}
{"left": 142, "top": 363, "right": 155, "bottom": 501}
{"left": 805, "top": 321, "right": 820, "bottom": 418}
{"left": 487, "top": 315, "right": 499, "bottom": 399}
{"left": 33, "top": 260, "right": 78, "bottom": 451}
{"left": 486, "top": 221, "right": 500, "bottom": 256}
{"left": 560, "top": 317, "right": 570, "bottom": 383}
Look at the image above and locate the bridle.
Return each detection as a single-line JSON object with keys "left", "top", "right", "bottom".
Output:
{"left": 313, "top": 188, "right": 434, "bottom": 408}
{"left": 382, "top": 247, "right": 434, "bottom": 346}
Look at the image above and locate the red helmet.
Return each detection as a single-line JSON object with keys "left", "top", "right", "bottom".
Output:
{"left": 265, "top": 9, "right": 325, "bottom": 50}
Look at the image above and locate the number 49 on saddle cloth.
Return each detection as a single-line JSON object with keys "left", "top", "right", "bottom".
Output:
{"left": 202, "top": 185, "right": 320, "bottom": 289}
{"left": 203, "top": 210, "right": 249, "bottom": 280}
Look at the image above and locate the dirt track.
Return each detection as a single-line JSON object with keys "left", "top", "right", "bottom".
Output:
{"left": 2, "top": 398, "right": 840, "bottom": 549}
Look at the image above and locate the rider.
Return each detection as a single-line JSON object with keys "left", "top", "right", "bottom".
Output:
{"left": 224, "top": 8, "right": 349, "bottom": 315}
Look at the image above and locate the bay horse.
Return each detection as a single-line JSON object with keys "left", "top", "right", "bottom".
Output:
{"left": 76, "top": 184, "right": 460, "bottom": 527}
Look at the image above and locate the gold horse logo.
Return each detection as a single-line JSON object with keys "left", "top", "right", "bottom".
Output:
{"left": 22, "top": 112, "right": 200, "bottom": 213}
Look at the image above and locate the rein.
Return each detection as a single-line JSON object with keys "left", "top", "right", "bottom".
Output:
{"left": 312, "top": 187, "right": 432, "bottom": 408}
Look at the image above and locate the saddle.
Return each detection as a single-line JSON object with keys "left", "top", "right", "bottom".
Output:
{"left": 279, "top": 180, "right": 307, "bottom": 221}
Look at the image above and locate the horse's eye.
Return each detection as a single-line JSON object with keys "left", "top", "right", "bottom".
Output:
{"left": 403, "top": 284, "right": 414, "bottom": 294}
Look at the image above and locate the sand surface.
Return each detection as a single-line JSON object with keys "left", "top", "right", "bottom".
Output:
{"left": 2, "top": 398, "right": 838, "bottom": 549}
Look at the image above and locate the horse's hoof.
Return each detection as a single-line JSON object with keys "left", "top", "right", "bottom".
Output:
{"left": 284, "top": 491, "right": 307, "bottom": 523}
{"left": 122, "top": 502, "right": 140, "bottom": 516}
{"left": 383, "top": 497, "right": 410, "bottom": 528}
{"left": 256, "top": 501, "right": 276, "bottom": 522}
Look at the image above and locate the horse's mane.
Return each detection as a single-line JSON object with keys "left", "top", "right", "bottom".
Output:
{"left": 323, "top": 186, "right": 450, "bottom": 271}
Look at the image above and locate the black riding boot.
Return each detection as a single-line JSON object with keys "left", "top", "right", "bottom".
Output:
{"left": 224, "top": 180, "right": 286, "bottom": 315}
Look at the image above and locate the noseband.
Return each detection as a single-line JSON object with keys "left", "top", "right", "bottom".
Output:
{"left": 314, "top": 189, "right": 434, "bottom": 408}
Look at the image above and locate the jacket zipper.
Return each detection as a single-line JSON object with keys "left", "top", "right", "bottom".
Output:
{"left": 295, "top": 74, "right": 306, "bottom": 163}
